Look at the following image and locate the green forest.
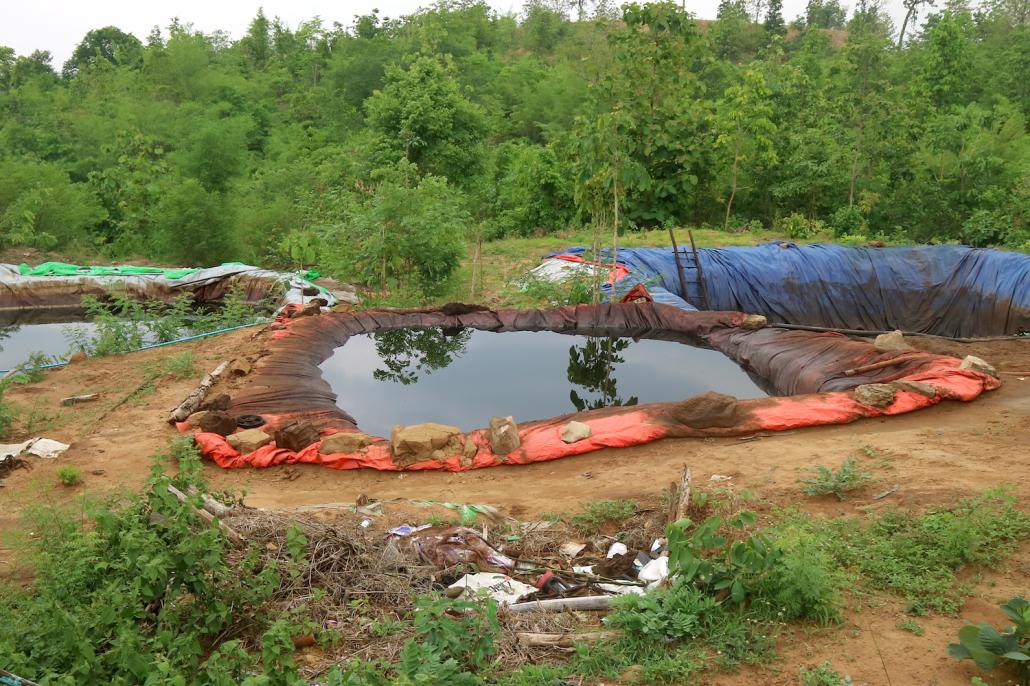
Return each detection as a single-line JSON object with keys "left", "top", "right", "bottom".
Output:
{"left": 1, "top": 0, "right": 1028, "bottom": 297}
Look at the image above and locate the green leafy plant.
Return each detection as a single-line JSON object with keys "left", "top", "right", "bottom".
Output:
{"left": 800, "top": 457, "right": 877, "bottom": 500}
{"left": 56, "top": 465, "right": 81, "bottom": 486}
{"left": 948, "top": 597, "right": 1030, "bottom": 685}
{"left": 569, "top": 499, "right": 638, "bottom": 534}
{"left": 162, "top": 351, "right": 196, "bottom": 380}
{"left": 799, "top": 661, "right": 854, "bottom": 686}
{"left": 898, "top": 618, "right": 925, "bottom": 635}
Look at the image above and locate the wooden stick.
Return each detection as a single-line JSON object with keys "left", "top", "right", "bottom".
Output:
{"left": 167, "top": 360, "right": 230, "bottom": 423}
{"left": 517, "top": 631, "right": 616, "bottom": 647}
{"left": 167, "top": 484, "right": 245, "bottom": 547}
{"left": 843, "top": 354, "right": 924, "bottom": 377}
{"left": 687, "top": 230, "right": 710, "bottom": 311}
{"left": 61, "top": 393, "right": 99, "bottom": 406}
{"left": 505, "top": 595, "right": 613, "bottom": 614}
{"left": 667, "top": 227, "right": 690, "bottom": 303}
{"left": 187, "top": 485, "right": 232, "bottom": 518}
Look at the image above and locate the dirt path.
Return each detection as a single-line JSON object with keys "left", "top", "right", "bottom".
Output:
{"left": 1, "top": 324, "right": 1027, "bottom": 685}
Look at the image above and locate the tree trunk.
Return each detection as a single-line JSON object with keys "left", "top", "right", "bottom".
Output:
{"left": 723, "top": 142, "right": 740, "bottom": 230}
{"left": 897, "top": 8, "right": 914, "bottom": 49}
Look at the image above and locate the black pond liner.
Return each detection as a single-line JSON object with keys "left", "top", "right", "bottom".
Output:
{"left": 196, "top": 303, "right": 999, "bottom": 472}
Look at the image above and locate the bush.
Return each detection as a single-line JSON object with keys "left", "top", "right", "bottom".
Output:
{"left": 56, "top": 465, "right": 81, "bottom": 486}
{"left": 0, "top": 439, "right": 305, "bottom": 684}
{"left": 829, "top": 205, "right": 867, "bottom": 238}
{"left": 778, "top": 212, "right": 826, "bottom": 240}
{"left": 799, "top": 457, "right": 877, "bottom": 500}
{"left": 151, "top": 177, "right": 239, "bottom": 265}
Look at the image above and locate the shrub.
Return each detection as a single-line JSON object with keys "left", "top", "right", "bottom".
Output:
{"left": 56, "top": 465, "right": 81, "bottom": 486}
{"left": 799, "top": 457, "right": 877, "bottom": 500}
{"left": 778, "top": 212, "right": 825, "bottom": 240}
{"left": 829, "top": 204, "right": 867, "bottom": 238}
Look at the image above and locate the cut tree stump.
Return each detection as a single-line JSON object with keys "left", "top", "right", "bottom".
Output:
{"left": 666, "top": 464, "right": 692, "bottom": 525}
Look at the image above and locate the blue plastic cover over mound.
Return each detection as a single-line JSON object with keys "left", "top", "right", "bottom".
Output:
{"left": 551, "top": 243, "right": 1030, "bottom": 338}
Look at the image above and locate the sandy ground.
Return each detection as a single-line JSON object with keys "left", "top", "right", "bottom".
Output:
{"left": 1, "top": 321, "right": 1028, "bottom": 685}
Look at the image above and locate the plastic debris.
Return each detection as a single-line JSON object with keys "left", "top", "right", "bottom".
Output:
{"left": 638, "top": 557, "right": 670, "bottom": 586}
{"left": 0, "top": 437, "right": 70, "bottom": 460}
{"left": 559, "top": 542, "right": 587, "bottom": 558}
{"left": 606, "top": 542, "right": 628, "bottom": 558}
{"left": 448, "top": 572, "right": 537, "bottom": 605}
{"left": 390, "top": 525, "right": 515, "bottom": 572}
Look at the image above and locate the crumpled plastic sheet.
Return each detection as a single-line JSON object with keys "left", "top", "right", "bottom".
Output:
{"left": 388, "top": 525, "right": 515, "bottom": 573}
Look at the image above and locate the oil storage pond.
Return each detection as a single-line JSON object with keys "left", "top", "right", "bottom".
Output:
{"left": 319, "top": 327, "right": 768, "bottom": 437}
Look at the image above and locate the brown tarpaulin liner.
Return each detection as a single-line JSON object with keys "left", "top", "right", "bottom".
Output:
{"left": 193, "top": 303, "right": 1000, "bottom": 471}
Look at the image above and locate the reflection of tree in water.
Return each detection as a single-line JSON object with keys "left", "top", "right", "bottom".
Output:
{"left": 567, "top": 337, "right": 639, "bottom": 411}
{"left": 0, "top": 325, "right": 18, "bottom": 352}
{"left": 371, "top": 327, "right": 472, "bottom": 385}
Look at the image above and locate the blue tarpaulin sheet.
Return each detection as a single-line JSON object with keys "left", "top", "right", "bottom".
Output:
{"left": 550, "top": 243, "right": 1030, "bottom": 338}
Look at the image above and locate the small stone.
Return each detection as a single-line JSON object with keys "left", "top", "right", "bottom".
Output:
{"left": 198, "top": 410, "right": 237, "bottom": 436}
{"left": 430, "top": 449, "right": 445, "bottom": 461}
{"left": 873, "top": 330, "right": 914, "bottom": 353}
{"left": 739, "top": 314, "right": 768, "bottom": 330}
{"left": 320, "top": 431, "right": 374, "bottom": 454}
{"left": 891, "top": 380, "right": 938, "bottom": 398}
{"left": 227, "top": 429, "right": 273, "bottom": 454}
{"left": 854, "top": 383, "right": 897, "bottom": 408}
{"left": 68, "top": 351, "right": 88, "bottom": 364}
{"left": 461, "top": 437, "right": 478, "bottom": 466}
{"left": 186, "top": 410, "right": 209, "bottom": 426}
{"left": 201, "top": 393, "right": 231, "bottom": 412}
{"left": 292, "top": 301, "right": 323, "bottom": 318}
{"left": 959, "top": 355, "right": 999, "bottom": 379}
{"left": 274, "top": 421, "right": 321, "bottom": 452}
{"left": 488, "top": 416, "right": 521, "bottom": 455}
{"left": 560, "top": 420, "right": 592, "bottom": 443}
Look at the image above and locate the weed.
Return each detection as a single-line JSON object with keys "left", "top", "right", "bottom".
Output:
{"left": 10, "top": 351, "right": 55, "bottom": 383}
{"left": 569, "top": 499, "right": 637, "bottom": 534}
{"left": 898, "top": 618, "right": 925, "bottom": 635}
{"left": 162, "top": 351, "right": 196, "bottom": 380}
{"left": 799, "top": 661, "right": 854, "bottom": 686}
{"left": 858, "top": 444, "right": 876, "bottom": 458}
{"left": 806, "top": 487, "right": 1030, "bottom": 614}
{"left": 538, "top": 511, "right": 563, "bottom": 522}
{"left": 369, "top": 617, "right": 404, "bottom": 638}
{"left": 56, "top": 465, "right": 81, "bottom": 486}
{"left": 949, "top": 596, "right": 1030, "bottom": 685}
{"left": 24, "top": 401, "right": 59, "bottom": 433}
{"left": 800, "top": 457, "right": 877, "bottom": 500}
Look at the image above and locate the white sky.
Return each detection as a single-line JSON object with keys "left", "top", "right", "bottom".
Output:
{"left": 3, "top": 0, "right": 915, "bottom": 67}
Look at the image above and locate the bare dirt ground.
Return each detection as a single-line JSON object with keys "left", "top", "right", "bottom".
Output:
{"left": 1, "top": 321, "right": 1028, "bottom": 685}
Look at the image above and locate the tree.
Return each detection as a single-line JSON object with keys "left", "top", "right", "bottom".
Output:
{"left": 63, "top": 27, "right": 143, "bottom": 77}
{"left": 805, "top": 0, "right": 848, "bottom": 28}
{"left": 365, "top": 56, "right": 487, "bottom": 184}
{"left": 898, "top": 0, "right": 935, "bottom": 47}
{"left": 920, "top": 10, "right": 975, "bottom": 108}
{"left": 713, "top": 69, "right": 778, "bottom": 228}
{"left": 151, "top": 178, "right": 237, "bottom": 265}
{"left": 765, "top": 0, "right": 787, "bottom": 34}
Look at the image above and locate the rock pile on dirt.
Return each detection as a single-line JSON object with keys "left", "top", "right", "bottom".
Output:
{"left": 391, "top": 423, "right": 463, "bottom": 466}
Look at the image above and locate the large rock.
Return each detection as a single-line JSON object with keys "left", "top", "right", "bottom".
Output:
{"left": 739, "top": 314, "right": 768, "bottom": 330}
{"left": 488, "top": 416, "right": 521, "bottom": 456}
{"left": 891, "top": 379, "right": 938, "bottom": 398}
{"left": 198, "top": 410, "right": 236, "bottom": 436}
{"left": 671, "top": 392, "right": 741, "bottom": 429}
{"left": 320, "top": 431, "right": 374, "bottom": 454}
{"left": 854, "top": 383, "right": 897, "bottom": 408}
{"left": 274, "top": 421, "right": 321, "bottom": 452}
{"left": 959, "top": 355, "right": 999, "bottom": 379}
{"left": 201, "top": 393, "right": 231, "bottom": 412}
{"left": 560, "top": 420, "right": 592, "bottom": 444}
{"left": 391, "top": 423, "right": 462, "bottom": 465}
{"left": 874, "top": 330, "right": 914, "bottom": 353}
{"left": 227, "top": 429, "right": 273, "bottom": 454}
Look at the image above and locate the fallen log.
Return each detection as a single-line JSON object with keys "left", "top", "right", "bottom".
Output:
{"left": 187, "top": 485, "right": 232, "bottom": 518}
{"left": 517, "top": 631, "right": 617, "bottom": 648}
{"left": 167, "top": 360, "right": 230, "bottom": 423}
{"left": 61, "top": 393, "right": 99, "bottom": 406}
{"left": 505, "top": 595, "right": 613, "bottom": 614}
{"left": 167, "top": 484, "right": 245, "bottom": 547}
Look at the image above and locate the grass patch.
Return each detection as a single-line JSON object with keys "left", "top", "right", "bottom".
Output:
{"left": 569, "top": 499, "right": 638, "bottom": 534}
{"left": 799, "top": 661, "right": 853, "bottom": 686}
{"left": 799, "top": 457, "right": 878, "bottom": 500}
{"left": 55, "top": 465, "right": 81, "bottom": 487}
{"left": 897, "top": 618, "right": 925, "bottom": 635}
{"left": 795, "top": 486, "right": 1030, "bottom": 614}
